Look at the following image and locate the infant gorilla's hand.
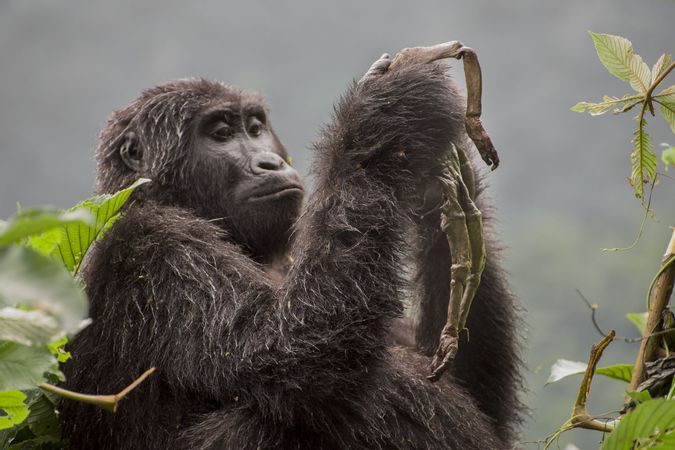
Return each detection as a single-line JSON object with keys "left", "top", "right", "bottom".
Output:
{"left": 358, "top": 53, "right": 392, "bottom": 86}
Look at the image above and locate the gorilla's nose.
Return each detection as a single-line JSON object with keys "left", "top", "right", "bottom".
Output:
{"left": 250, "top": 152, "right": 287, "bottom": 174}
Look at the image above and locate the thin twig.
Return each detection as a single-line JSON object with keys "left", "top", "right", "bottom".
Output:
{"left": 602, "top": 176, "right": 657, "bottom": 252}
{"left": 570, "top": 331, "right": 618, "bottom": 432}
{"left": 577, "top": 288, "right": 675, "bottom": 343}
{"left": 39, "top": 367, "right": 156, "bottom": 413}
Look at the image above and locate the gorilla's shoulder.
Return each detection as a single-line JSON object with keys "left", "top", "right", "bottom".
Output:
{"left": 111, "top": 200, "right": 226, "bottom": 247}
{"left": 85, "top": 200, "right": 233, "bottom": 278}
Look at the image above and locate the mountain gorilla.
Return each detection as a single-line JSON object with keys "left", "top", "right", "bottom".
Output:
{"left": 61, "top": 48, "right": 522, "bottom": 449}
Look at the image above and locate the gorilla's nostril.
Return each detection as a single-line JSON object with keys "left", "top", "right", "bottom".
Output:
{"left": 252, "top": 152, "right": 285, "bottom": 173}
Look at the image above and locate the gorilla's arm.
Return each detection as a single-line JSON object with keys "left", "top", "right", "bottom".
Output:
{"left": 266, "top": 62, "right": 466, "bottom": 396}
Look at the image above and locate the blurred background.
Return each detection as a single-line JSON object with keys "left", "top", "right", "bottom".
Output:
{"left": 1, "top": 0, "right": 673, "bottom": 447}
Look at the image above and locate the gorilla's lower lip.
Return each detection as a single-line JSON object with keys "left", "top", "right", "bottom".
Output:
{"left": 248, "top": 186, "right": 304, "bottom": 202}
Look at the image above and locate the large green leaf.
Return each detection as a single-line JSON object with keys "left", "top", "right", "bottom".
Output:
{"left": 546, "top": 359, "right": 633, "bottom": 385}
{"left": 0, "top": 342, "right": 55, "bottom": 391}
{"left": 589, "top": 32, "right": 651, "bottom": 93}
{"left": 29, "top": 178, "right": 150, "bottom": 274}
{"left": 0, "top": 308, "right": 61, "bottom": 347}
{"left": 0, "top": 246, "right": 87, "bottom": 334}
{"left": 601, "top": 399, "right": 675, "bottom": 450}
{"left": 630, "top": 118, "right": 657, "bottom": 199}
{"left": 0, "top": 209, "right": 92, "bottom": 246}
{"left": 0, "top": 391, "right": 28, "bottom": 430}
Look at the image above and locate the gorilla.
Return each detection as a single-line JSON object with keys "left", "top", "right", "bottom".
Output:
{"left": 60, "top": 47, "right": 522, "bottom": 449}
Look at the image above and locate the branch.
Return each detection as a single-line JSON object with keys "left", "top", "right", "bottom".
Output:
{"left": 570, "top": 330, "right": 618, "bottom": 432}
{"left": 628, "top": 230, "right": 675, "bottom": 394}
{"left": 39, "top": 367, "right": 156, "bottom": 413}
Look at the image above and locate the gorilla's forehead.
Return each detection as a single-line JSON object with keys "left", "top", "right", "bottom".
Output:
{"left": 137, "top": 78, "right": 268, "bottom": 113}
{"left": 199, "top": 98, "right": 268, "bottom": 120}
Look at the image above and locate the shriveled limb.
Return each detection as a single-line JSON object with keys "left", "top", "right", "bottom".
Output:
{"left": 428, "top": 145, "right": 486, "bottom": 381}
{"left": 389, "top": 41, "right": 499, "bottom": 169}
{"left": 383, "top": 41, "right": 495, "bottom": 380}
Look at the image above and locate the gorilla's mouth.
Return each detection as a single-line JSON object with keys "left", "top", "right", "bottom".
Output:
{"left": 247, "top": 183, "right": 304, "bottom": 203}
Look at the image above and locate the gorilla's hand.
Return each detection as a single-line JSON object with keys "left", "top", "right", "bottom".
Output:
{"left": 388, "top": 41, "right": 465, "bottom": 70}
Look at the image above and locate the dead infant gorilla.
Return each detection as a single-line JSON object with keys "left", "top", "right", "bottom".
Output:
{"left": 61, "top": 52, "right": 522, "bottom": 449}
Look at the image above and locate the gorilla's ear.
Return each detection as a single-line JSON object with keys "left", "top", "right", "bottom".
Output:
{"left": 119, "top": 131, "right": 143, "bottom": 172}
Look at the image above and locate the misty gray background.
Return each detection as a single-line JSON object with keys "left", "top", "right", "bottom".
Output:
{"left": 1, "top": 1, "right": 673, "bottom": 448}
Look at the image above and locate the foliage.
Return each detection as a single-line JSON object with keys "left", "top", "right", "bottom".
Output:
{"left": 28, "top": 178, "right": 150, "bottom": 275}
{"left": 626, "top": 312, "right": 649, "bottom": 333}
{"left": 601, "top": 399, "right": 675, "bottom": 450}
{"left": 0, "top": 180, "right": 148, "bottom": 448}
{"left": 662, "top": 143, "right": 675, "bottom": 170}
{"left": 546, "top": 360, "right": 633, "bottom": 384}
{"left": 572, "top": 32, "right": 674, "bottom": 201}
{"left": 545, "top": 31, "right": 674, "bottom": 450}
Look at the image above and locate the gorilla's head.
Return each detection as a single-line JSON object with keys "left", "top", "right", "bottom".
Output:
{"left": 96, "top": 79, "right": 304, "bottom": 261}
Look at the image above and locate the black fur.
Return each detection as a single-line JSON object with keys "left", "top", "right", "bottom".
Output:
{"left": 61, "top": 63, "right": 521, "bottom": 449}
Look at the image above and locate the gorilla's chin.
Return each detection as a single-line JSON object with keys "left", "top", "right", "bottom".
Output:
{"left": 228, "top": 194, "right": 303, "bottom": 262}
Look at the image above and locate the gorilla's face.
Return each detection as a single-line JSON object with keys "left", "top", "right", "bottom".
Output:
{"left": 109, "top": 82, "right": 304, "bottom": 261}
{"left": 191, "top": 99, "right": 305, "bottom": 258}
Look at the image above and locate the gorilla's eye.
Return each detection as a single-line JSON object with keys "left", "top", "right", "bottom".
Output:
{"left": 248, "top": 118, "right": 264, "bottom": 137}
{"left": 211, "top": 123, "right": 233, "bottom": 141}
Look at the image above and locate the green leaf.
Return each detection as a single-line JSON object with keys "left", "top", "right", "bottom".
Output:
{"left": 0, "top": 426, "right": 17, "bottom": 448}
{"left": 0, "top": 308, "right": 62, "bottom": 347}
{"left": 0, "top": 342, "right": 55, "bottom": 391}
{"left": 0, "top": 246, "right": 87, "bottom": 334}
{"left": 571, "top": 94, "right": 642, "bottom": 116}
{"left": 627, "top": 389, "right": 652, "bottom": 405}
{"left": 601, "top": 399, "right": 675, "bottom": 450}
{"left": 628, "top": 54, "right": 652, "bottom": 94}
{"left": 47, "top": 336, "right": 71, "bottom": 363}
{"left": 23, "top": 390, "right": 60, "bottom": 442}
{"left": 29, "top": 178, "right": 150, "bottom": 274}
{"left": 0, "top": 209, "right": 92, "bottom": 246}
{"left": 597, "top": 364, "right": 633, "bottom": 383}
{"left": 546, "top": 359, "right": 587, "bottom": 385}
{"left": 655, "top": 85, "right": 675, "bottom": 102}
{"left": 0, "top": 391, "right": 28, "bottom": 430}
{"left": 547, "top": 359, "right": 633, "bottom": 385}
{"left": 588, "top": 32, "right": 651, "bottom": 93}
{"left": 656, "top": 87, "right": 675, "bottom": 134}
{"left": 627, "top": 312, "right": 649, "bottom": 333}
{"left": 652, "top": 54, "right": 673, "bottom": 84}
{"left": 630, "top": 118, "right": 657, "bottom": 199}
{"left": 660, "top": 104, "right": 675, "bottom": 135}
{"left": 662, "top": 144, "right": 675, "bottom": 171}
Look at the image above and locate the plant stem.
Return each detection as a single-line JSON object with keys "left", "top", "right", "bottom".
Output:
{"left": 569, "top": 330, "right": 618, "bottom": 432}
{"left": 39, "top": 367, "right": 155, "bottom": 413}
{"left": 627, "top": 230, "right": 675, "bottom": 394}
{"left": 648, "top": 61, "right": 675, "bottom": 99}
